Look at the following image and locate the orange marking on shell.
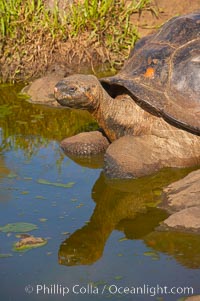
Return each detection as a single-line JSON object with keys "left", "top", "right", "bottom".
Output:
{"left": 144, "top": 67, "right": 155, "bottom": 78}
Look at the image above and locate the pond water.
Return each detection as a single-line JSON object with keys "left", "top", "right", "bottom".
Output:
{"left": 0, "top": 84, "right": 200, "bottom": 301}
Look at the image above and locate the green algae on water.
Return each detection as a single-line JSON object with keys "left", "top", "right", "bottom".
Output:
{"left": 0, "top": 222, "right": 38, "bottom": 233}
{"left": 0, "top": 253, "right": 13, "bottom": 258}
{"left": 37, "top": 178, "right": 75, "bottom": 188}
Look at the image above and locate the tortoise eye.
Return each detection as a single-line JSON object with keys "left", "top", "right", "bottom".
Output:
{"left": 69, "top": 87, "right": 77, "bottom": 93}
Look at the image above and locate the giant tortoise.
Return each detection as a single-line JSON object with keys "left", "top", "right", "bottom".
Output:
{"left": 54, "top": 12, "right": 200, "bottom": 178}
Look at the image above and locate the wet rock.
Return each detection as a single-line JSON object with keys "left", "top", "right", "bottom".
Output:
{"left": 161, "top": 169, "right": 200, "bottom": 212}
{"left": 22, "top": 74, "right": 65, "bottom": 107}
{"left": 104, "top": 135, "right": 200, "bottom": 179}
{"left": 14, "top": 235, "right": 47, "bottom": 251}
{"left": 159, "top": 169, "right": 200, "bottom": 233}
{"left": 184, "top": 296, "right": 200, "bottom": 301}
{"left": 160, "top": 206, "right": 200, "bottom": 233}
{"left": 61, "top": 131, "right": 110, "bottom": 156}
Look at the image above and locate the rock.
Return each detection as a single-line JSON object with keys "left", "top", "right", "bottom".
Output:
{"left": 184, "top": 296, "right": 200, "bottom": 301}
{"left": 159, "top": 169, "right": 200, "bottom": 233}
{"left": 161, "top": 206, "right": 200, "bottom": 233}
{"left": 161, "top": 169, "right": 200, "bottom": 212}
{"left": 13, "top": 235, "right": 47, "bottom": 251}
{"left": 22, "top": 74, "right": 66, "bottom": 107}
{"left": 60, "top": 131, "right": 110, "bottom": 156}
{"left": 104, "top": 135, "right": 200, "bottom": 178}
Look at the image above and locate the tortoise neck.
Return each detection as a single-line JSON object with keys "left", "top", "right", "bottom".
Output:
{"left": 92, "top": 85, "right": 116, "bottom": 141}
{"left": 91, "top": 83, "right": 114, "bottom": 116}
{"left": 90, "top": 84, "right": 114, "bottom": 111}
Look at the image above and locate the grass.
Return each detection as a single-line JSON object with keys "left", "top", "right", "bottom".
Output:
{"left": 0, "top": 0, "right": 153, "bottom": 82}
{"left": 0, "top": 0, "right": 63, "bottom": 39}
{"left": 68, "top": 0, "right": 142, "bottom": 45}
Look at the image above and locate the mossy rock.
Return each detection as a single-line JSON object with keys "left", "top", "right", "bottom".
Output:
{"left": 13, "top": 235, "right": 47, "bottom": 252}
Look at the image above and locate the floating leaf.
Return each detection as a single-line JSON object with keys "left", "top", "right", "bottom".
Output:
{"left": 35, "top": 196, "right": 46, "bottom": 200}
{"left": 0, "top": 253, "right": 13, "bottom": 258}
{"left": 61, "top": 231, "right": 70, "bottom": 235}
{"left": 0, "top": 222, "right": 38, "bottom": 233}
{"left": 144, "top": 251, "right": 157, "bottom": 256}
{"left": 93, "top": 281, "right": 107, "bottom": 287}
{"left": 21, "top": 191, "right": 29, "bottom": 195}
{"left": 118, "top": 237, "right": 128, "bottom": 242}
{"left": 7, "top": 172, "right": 18, "bottom": 179}
{"left": 71, "top": 198, "right": 78, "bottom": 202}
{"left": 114, "top": 276, "right": 123, "bottom": 280}
{"left": 37, "top": 179, "right": 75, "bottom": 188}
{"left": 144, "top": 251, "right": 160, "bottom": 260}
{"left": 39, "top": 218, "right": 47, "bottom": 223}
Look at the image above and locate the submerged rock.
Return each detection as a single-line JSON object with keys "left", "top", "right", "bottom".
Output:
{"left": 161, "top": 169, "right": 200, "bottom": 213}
{"left": 161, "top": 206, "right": 200, "bottom": 233}
{"left": 160, "top": 169, "right": 200, "bottom": 233}
{"left": 22, "top": 74, "right": 65, "bottom": 108}
{"left": 60, "top": 131, "right": 110, "bottom": 156}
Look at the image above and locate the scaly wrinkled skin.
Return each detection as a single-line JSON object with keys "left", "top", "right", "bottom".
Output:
{"left": 54, "top": 74, "right": 196, "bottom": 142}
{"left": 54, "top": 74, "right": 200, "bottom": 178}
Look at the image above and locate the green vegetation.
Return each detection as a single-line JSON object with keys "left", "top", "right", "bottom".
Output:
{"left": 0, "top": 0, "right": 63, "bottom": 39}
{"left": 37, "top": 178, "right": 75, "bottom": 188}
{"left": 13, "top": 238, "right": 47, "bottom": 252}
{"left": 0, "top": 0, "right": 153, "bottom": 82}
{"left": 0, "top": 253, "right": 13, "bottom": 258}
{"left": 68, "top": 0, "right": 143, "bottom": 53}
{"left": 0, "top": 222, "right": 38, "bottom": 233}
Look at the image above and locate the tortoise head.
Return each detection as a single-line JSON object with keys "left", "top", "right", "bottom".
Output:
{"left": 54, "top": 74, "right": 101, "bottom": 112}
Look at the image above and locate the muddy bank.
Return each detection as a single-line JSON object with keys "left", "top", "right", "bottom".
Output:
{"left": 0, "top": 0, "right": 199, "bottom": 83}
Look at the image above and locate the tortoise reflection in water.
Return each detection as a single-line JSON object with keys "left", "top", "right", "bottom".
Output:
{"left": 58, "top": 173, "right": 168, "bottom": 266}
{"left": 58, "top": 172, "right": 200, "bottom": 268}
{"left": 55, "top": 12, "right": 200, "bottom": 178}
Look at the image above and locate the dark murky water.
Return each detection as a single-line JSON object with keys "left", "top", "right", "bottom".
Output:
{"left": 0, "top": 84, "right": 200, "bottom": 301}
